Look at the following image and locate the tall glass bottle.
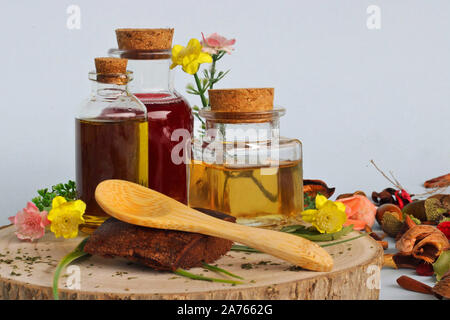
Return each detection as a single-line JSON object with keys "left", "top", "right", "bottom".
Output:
{"left": 75, "top": 58, "right": 148, "bottom": 231}
{"left": 109, "top": 28, "right": 193, "bottom": 204}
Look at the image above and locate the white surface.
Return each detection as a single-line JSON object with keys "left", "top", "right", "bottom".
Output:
{"left": 0, "top": 0, "right": 448, "bottom": 300}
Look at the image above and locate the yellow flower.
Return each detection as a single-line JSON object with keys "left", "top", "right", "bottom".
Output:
{"left": 47, "top": 196, "right": 86, "bottom": 239}
{"left": 170, "top": 38, "right": 212, "bottom": 75}
{"left": 301, "top": 195, "right": 347, "bottom": 234}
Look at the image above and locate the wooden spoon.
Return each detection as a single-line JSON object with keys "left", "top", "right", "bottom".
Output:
{"left": 95, "top": 180, "right": 333, "bottom": 272}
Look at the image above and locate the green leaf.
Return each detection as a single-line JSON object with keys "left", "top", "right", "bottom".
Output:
{"left": 433, "top": 250, "right": 450, "bottom": 281}
{"left": 290, "top": 225, "right": 354, "bottom": 241}
{"left": 304, "top": 193, "right": 316, "bottom": 210}
{"left": 280, "top": 224, "right": 354, "bottom": 242}
{"left": 53, "top": 237, "right": 90, "bottom": 300}
{"left": 202, "top": 262, "right": 244, "bottom": 280}
{"left": 174, "top": 268, "right": 243, "bottom": 285}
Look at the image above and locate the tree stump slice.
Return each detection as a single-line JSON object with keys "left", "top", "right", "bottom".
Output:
{"left": 0, "top": 225, "right": 383, "bottom": 300}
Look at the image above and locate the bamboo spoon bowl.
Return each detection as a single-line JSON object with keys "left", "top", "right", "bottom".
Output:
{"left": 95, "top": 180, "right": 333, "bottom": 272}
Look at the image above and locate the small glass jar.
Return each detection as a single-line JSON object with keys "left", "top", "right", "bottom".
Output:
{"left": 75, "top": 58, "right": 148, "bottom": 231}
{"left": 188, "top": 89, "right": 303, "bottom": 227}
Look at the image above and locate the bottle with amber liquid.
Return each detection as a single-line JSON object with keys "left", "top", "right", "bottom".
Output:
{"left": 188, "top": 88, "right": 303, "bottom": 227}
{"left": 109, "top": 28, "right": 193, "bottom": 204}
{"left": 75, "top": 58, "right": 148, "bottom": 231}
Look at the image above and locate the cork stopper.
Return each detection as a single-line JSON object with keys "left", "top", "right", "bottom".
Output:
{"left": 115, "top": 28, "right": 174, "bottom": 50}
{"left": 94, "top": 57, "right": 128, "bottom": 84}
{"left": 209, "top": 88, "right": 274, "bottom": 112}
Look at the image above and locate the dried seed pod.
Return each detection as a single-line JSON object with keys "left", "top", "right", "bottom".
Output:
{"left": 376, "top": 203, "right": 402, "bottom": 225}
{"left": 381, "top": 211, "right": 404, "bottom": 237}
{"left": 424, "top": 174, "right": 450, "bottom": 189}
{"left": 303, "top": 179, "right": 335, "bottom": 199}
{"left": 433, "top": 272, "right": 450, "bottom": 299}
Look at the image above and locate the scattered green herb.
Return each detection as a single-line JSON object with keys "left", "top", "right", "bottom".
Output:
{"left": 241, "top": 263, "right": 253, "bottom": 270}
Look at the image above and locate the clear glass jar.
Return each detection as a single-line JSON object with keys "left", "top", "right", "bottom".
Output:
{"left": 75, "top": 69, "right": 148, "bottom": 231}
{"left": 188, "top": 108, "right": 303, "bottom": 227}
{"left": 108, "top": 48, "right": 193, "bottom": 204}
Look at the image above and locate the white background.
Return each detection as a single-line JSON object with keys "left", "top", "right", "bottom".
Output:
{"left": 0, "top": 1, "right": 448, "bottom": 299}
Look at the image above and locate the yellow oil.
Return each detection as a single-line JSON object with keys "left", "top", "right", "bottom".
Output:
{"left": 188, "top": 160, "right": 304, "bottom": 227}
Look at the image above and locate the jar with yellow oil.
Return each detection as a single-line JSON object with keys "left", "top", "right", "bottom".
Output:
{"left": 188, "top": 88, "right": 303, "bottom": 227}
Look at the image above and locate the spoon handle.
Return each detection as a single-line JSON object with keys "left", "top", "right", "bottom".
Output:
{"left": 191, "top": 215, "right": 333, "bottom": 272}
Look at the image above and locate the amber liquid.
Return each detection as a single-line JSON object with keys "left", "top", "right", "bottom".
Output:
{"left": 188, "top": 160, "right": 304, "bottom": 227}
{"left": 135, "top": 93, "right": 193, "bottom": 204}
{"left": 75, "top": 109, "right": 148, "bottom": 230}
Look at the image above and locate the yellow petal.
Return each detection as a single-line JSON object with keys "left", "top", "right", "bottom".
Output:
{"left": 171, "top": 45, "right": 184, "bottom": 59}
{"left": 335, "top": 201, "right": 346, "bottom": 212}
{"left": 52, "top": 196, "right": 67, "bottom": 209}
{"left": 187, "top": 38, "right": 202, "bottom": 52}
{"left": 71, "top": 200, "right": 86, "bottom": 215}
{"left": 315, "top": 195, "right": 328, "bottom": 209}
{"left": 301, "top": 209, "right": 318, "bottom": 222}
{"left": 183, "top": 61, "right": 200, "bottom": 75}
{"left": 197, "top": 52, "right": 213, "bottom": 64}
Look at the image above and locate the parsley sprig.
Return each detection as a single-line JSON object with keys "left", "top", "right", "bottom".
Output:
{"left": 32, "top": 180, "right": 77, "bottom": 211}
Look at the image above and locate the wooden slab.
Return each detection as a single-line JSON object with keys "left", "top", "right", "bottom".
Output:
{"left": 0, "top": 225, "right": 383, "bottom": 300}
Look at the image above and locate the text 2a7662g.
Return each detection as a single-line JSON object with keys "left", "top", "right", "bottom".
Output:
{"left": 221, "top": 304, "right": 273, "bottom": 315}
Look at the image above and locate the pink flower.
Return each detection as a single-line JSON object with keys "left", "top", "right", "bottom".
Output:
{"left": 8, "top": 202, "right": 50, "bottom": 241}
{"left": 336, "top": 195, "right": 377, "bottom": 230}
{"left": 201, "top": 33, "right": 236, "bottom": 55}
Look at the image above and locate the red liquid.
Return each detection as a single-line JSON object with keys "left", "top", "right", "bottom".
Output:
{"left": 135, "top": 92, "right": 193, "bottom": 204}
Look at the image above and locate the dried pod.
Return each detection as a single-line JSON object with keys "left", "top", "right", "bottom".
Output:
{"left": 412, "top": 232, "right": 449, "bottom": 263}
{"left": 336, "top": 190, "right": 367, "bottom": 200}
{"left": 381, "top": 211, "right": 404, "bottom": 237}
{"left": 372, "top": 188, "right": 397, "bottom": 206}
{"left": 376, "top": 203, "right": 402, "bottom": 225}
{"left": 428, "top": 194, "right": 450, "bottom": 212}
{"left": 424, "top": 174, "right": 450, "bottom": 189}
{"left": 433, "top": 272, "right": 450, "bottom": 299}
{"left": 424, "top": 198, "right": 447, "bottom": 222}
{"left": 383, "top": 254, "right": 397, "bottom": 269}
{"left": 395, "top": 215, "right": 419, "bottom": 241}
{"left": 396, "top": 225, "right": 449, "bottom": 265}
{"left": 303, "top": 179, "right": 335, "bottom": 199}
{"left": 393, "top": 253, "right": 421, "bottom": 269}
{"left": 402, "top": 200, "right": 427, "bottom": 221}
{"left": 397, "top": 275, "right": 434, "bottom": 295}
{"left": 396, "top": 225, "right": 441, "bottom": 254}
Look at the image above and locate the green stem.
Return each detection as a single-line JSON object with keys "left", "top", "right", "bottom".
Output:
{"left": 194, "top": 73, "right": 208, "bottom": 108}
{"left": 202, "top": 262, "right": 244, "bottom": 280}
{"left": 174, "top": 268, "right": 243, "bottom": 285}
{"left": 53, "top": 237, "right": 90, "bottom": 300}
{"left": 209, "top": 58, "right": 217, "bottom": 90}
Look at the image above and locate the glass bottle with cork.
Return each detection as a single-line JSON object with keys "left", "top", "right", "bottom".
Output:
{"left": 75, "top": 57, "right": 148, "bottom": 231}
{"left": 109, "top": 28, "right": 193, "bottom": 204}
{"left": 188, "top": 88, "right": 303, "bottom": 227}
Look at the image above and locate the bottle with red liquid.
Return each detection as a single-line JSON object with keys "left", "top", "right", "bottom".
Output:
{"left": 75, "top": 58, "right": 148, "bottom": 231}
{"left": 109, "top": 29, "right": 193, "bottom": 204}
